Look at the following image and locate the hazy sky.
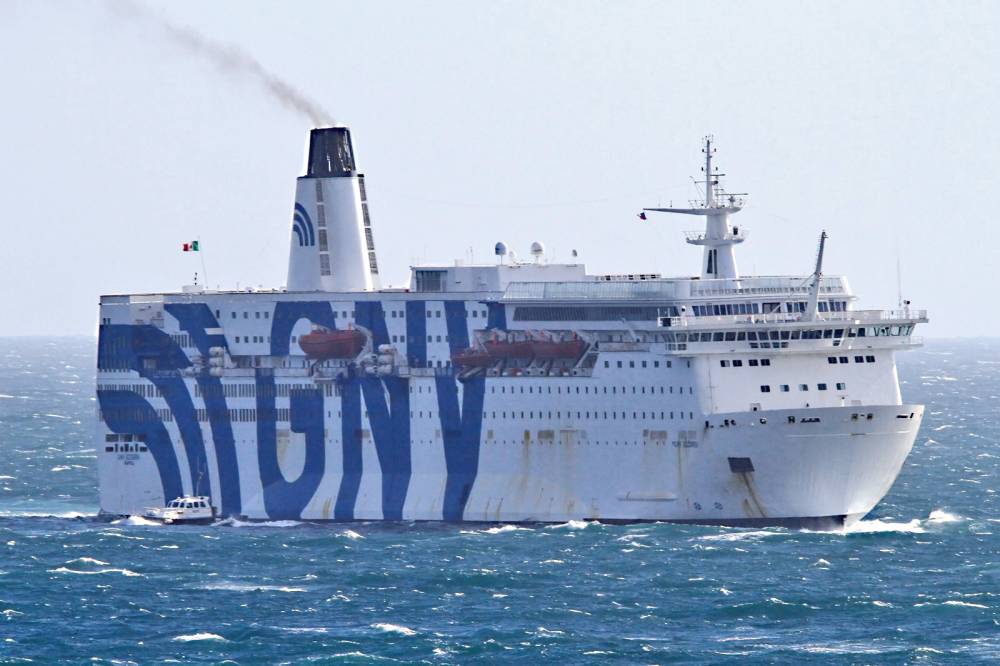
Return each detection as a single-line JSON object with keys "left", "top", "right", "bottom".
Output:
{"left": 1, "top": 1, "right": 997, "bottom": 337}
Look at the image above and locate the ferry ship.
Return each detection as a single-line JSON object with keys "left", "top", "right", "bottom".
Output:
{"left": 96, "top": 128, "right": 927, "bottom": 528}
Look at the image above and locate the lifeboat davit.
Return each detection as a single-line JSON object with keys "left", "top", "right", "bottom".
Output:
{"left": 298, "top": 327, "right": 366, "bottom": 360}
{"left": 529, "top": 336, "right": 587, "bottom": 360}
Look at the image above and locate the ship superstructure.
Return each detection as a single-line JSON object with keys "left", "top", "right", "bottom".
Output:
{"left": 96, "top": 128, "right": 927, "bottom": 528}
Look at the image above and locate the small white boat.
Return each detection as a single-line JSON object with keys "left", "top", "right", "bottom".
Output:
{"left": 143, "top": 496, "right": 216, "bottom": 525}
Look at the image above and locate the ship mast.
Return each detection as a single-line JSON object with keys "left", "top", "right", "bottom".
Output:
{"left": 643, "top": 136, "right": 747, "bottom": 280}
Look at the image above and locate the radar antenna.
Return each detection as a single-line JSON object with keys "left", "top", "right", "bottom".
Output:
{"left": 641, "top": 136, "right": 748, "bottom": 280}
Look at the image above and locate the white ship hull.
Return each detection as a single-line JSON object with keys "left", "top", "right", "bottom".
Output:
{"left": 95, "top": 128, "right": 927, "bottom": 530}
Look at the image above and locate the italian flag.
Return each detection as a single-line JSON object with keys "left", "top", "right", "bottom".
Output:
{"left": 182, "top": 241, "right": 200, "bottom": 252}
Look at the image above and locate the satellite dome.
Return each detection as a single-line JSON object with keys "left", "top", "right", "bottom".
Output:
{"left": 530, "top": 241, "right": 545, "bottom": 257}
{"left": 494, "top": 241, "right": 508, "bottom": 257}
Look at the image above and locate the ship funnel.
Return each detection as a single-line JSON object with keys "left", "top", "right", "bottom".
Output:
{"left": 286, "top": 127, "right": 380, "bottom": 292}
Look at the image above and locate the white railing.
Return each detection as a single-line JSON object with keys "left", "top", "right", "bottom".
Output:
{"left": 661, "top": 308, "right": 928, "bottom": 329}
{"left": 683, "top": 229, "right": 747, "bottom": 243}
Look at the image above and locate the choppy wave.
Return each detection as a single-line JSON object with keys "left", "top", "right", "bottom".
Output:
{"left": 111, "top": 515, "right": 163, "bottom": 527}
{"left": 172, "top": 632, "right": 227, "bottom": 642}
{"left": 48, "top": 566, "right": 143, "bottom": 577}
{"left": 216, "top": 518, "right": 304, "bottom": 528}
{"left": 0, "top": 510, "right": 93, "bottom": 519}
{"left": 483, "top": 524, "right": 532, "bottom": 534}
{"left": 547, "top": 520, "right": 593, "bottom": 530}
{"left": 197, "top": 581, "right": 306, "bottom": 593}
{"left": 66, "top": 557, "right": 110, "bottom": 566}
{"left": 371, "top": 622, "right": 417, "bottom": 636}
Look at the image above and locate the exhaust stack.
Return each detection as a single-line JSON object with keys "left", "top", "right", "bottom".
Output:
{"left": 286, "top": 127, "right": 380, "bottom": 292}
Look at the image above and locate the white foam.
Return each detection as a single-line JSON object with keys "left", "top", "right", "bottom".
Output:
{"left": 484, "top": 524, "right": 530, "bottom": 534}
{"left": 220, "top": 518, "right": 303, "bottom": 528}
{"left": 942, "top": 600, "right": 988, "bottom": 609}
{"left": 841, "top": 518, "right": 925, "bottom": 534}
{"left": 927, "top": 509, "right": 964, "bottom": 523}
{"left": 172, "top": 633, "right": 227, "bottom": 642}
{"left": 199, "top": 582, "right": 305, "bottom": 593}
{"left": 339, "top": 529, "right": 364, "bottom": 540}
{"left": 813, "top": 558, "right": 831, "bottom": 567}
{"left": 67, "top": 557, "right": 109, "bottom": 566}
{"left": 698, "top": 529, "right": 782, "bottom": 542}
{"left": 111, "top": 516, "right": 162, "bottom": 527}
{"left": 371, "top": 622, "right": 416, "bottom": 636}
{"left": 48, "top": 566, "right": 143, "bottom": 577}
{"left": 547, "top": 520, "right": 591, "bottom": 530}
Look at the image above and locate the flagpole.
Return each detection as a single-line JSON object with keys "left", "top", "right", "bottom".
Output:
{"left": 198, "top": 236, "right": 209, "bottom": 287}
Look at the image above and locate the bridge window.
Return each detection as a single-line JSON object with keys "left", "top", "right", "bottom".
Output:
{"left": 817, "top": 383, "right": 828, "bottom": 391}
{"left": 836, "top": 382, "right": 846, "bottom": 390}
{"left": 760, "top": 385, "right": 771, "bottom": 393}
{"left": 414, "top": 270, "right": 446, "bottom": 292}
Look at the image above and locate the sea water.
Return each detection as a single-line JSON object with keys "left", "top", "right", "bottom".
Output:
{"left": 0, "top": 337, "right": 996, "bottom": 663}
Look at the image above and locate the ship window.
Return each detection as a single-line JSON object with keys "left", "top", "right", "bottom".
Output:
{"left": 828, "top": 357, "right": 837, "bottom": 364}
{"left": 617, "top": 361, "right": 623, "bottom": 368}
{"left": 720, "top": 360, "right": 730, "bottom": 368}
{"left": 760, "top": 385, "right": 771, "bottom": 393}
{"left": 243, "top": 312, "right": 248, "bottom": 319}
{"left": 855, "top": 355, "right": 864, "bottom": 363}
{"left": 780, "top": 384, "right": 790, "bottom": 392}
{"left": 761, "top": 359, "right": 771, "bottom": 366}
{"left": 866, "top": 355, "right": 875, "bottom": 363}
{"left": 713, "top": 332, "right": 724, "bottom": 342}
{"left": 799, "top": 384, "right": 809, "bottom": 391}
{"left": 818, "top": 383, "right": 828, "bottom": 391}
{"left": 839, "top": 356, "right": 848, "bottom": 364}
{"left": 604, "top": 361, "right": 609, "bottom": 368}
{"left": 836, "top": 382, "right": 846, "bottom": 390}
{"left": 748, "top": 359, "right": 759, "bottom": 367}
{"left": 732, "top": 360, "right": 743, "bottom": 367}
{"left": 231, "top": 312, "right": 236, "bottom": 319}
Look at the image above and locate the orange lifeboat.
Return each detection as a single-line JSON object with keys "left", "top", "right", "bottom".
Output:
{"left": 298, "top": 327, "right": 366, "bottom": 360}
{"left": 529, "top": 334, "right": 587, "bottom": 360}
{"left": 482, "top": 332, "right": 534, "bottom": 360}
{"left": 452, "top": 347, "right": 493, "bottom": 368}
